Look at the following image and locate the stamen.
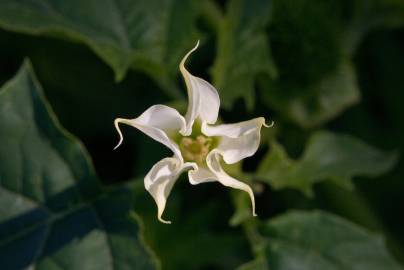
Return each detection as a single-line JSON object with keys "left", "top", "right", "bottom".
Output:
{"left": 180, "top": 135, "right": 212, "bottom": 164}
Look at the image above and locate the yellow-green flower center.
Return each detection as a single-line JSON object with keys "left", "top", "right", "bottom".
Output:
{"left": 180, "top": 135, "right": 211, "bottom": 164}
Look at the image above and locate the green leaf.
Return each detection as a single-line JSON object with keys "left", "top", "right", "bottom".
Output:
{"left": 0, "top": 61, "right": 158, "bottom": 270}
{"left": 258, "top": 0, "right": 361, "bottom": 127}
{"left": 0, "top": 0, "right": 198, "bottom": 85}
{"left": 259, "top": 61, "right": 360, "bottom": 128}
{"left": 343, "top": 0, "right": 404, "bottom": 54}
{"left": 212, "top": 0, "right": 277, "bottom": 110}
{"left": 257, "top": 131, "right": 398, "bottom": 195}
{"left": 236, "top": 257, "right": 267, "bottom": 270}
{"left": 258, "top": 0, "right": 404, "bottom": 127}
{"left": 244, "top": 211, "right": 403, "bottom": 270}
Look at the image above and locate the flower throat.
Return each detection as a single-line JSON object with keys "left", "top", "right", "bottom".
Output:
{"left": 180, "top": 135, "right": 211, "bottom": 164}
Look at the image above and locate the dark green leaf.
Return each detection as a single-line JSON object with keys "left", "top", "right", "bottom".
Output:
{"left": 343, "top": 0, "right": 404, "bottom": 54}
{"left": 0, "top": 61, "right": 158, "bottom": 270}
{"left": 239, "top": 211, "right": 403, "bottom": 270}
{"left": 270, "top": 0, "right": 344, "bottom": 85}
{"left": 212, "top": 0, "right": 277, "bottom": 109}
{"left": 259, "top": 61, "right": 360, "bottom": 128}
{"left": 259, "top": 0, "right": 404, "bottom": 127}
{"left": 236, "top": 257, "right": 267, "bottom": 270}
{"left": 258, "top": 0, "right": 361, "bottom": 127}
{"left": 257, "top": 131, "right": 397, "bottom": 195}
{"left": 0, "top": 0, "right": 198, "bottom": 85}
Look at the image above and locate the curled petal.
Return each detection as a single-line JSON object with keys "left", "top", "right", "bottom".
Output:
{"left": 188, "top": 166, "right": 216, "bottom": 185}
{"left": 205, "top": 150, "right": 256, "bottom": 216}
{"left": 145, "top": 157, "right": 197, "bottom": 224}
{"left": 202, "top": 117, "right": 271, "bottom": 164}
{"left": 180, "top": 41, "right": 220, "bottom": 135}
{"left": 114, "top": 105, "right": 185, "bottom": 160}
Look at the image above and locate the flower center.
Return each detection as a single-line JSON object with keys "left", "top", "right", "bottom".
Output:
{"left": 180, "top": 135, "right": 211, "bottom": 164}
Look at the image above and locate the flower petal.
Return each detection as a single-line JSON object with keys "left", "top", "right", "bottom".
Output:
{"left": 180, "top": 41, "right": 220, "bottom": 135}
{"left": 114, "top": 105, "right": 185, "bottom": 160}
{"left": 202, "top": 117, "right": 271, "bottom": 164}
{"left": 145, "top": 157, "right": 196, "bottom": 224}
{"left": 205, "top": 150, "right": 256, "bottom": 216}
{"left": 188, "top": 166, "right": 217, "bottom": 185}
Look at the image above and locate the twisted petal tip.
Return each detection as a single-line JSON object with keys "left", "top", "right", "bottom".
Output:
{"left": 159, "top": 217, "right": 172, "bottom": 224}
{"left": 113, "top": 118, "right": 127, "bottom": 150}
{"left": 113, "top": 142, "right": 122, "bottom": 150}
{"left": 263, "top": 120, "right": 274, "bottom": 128}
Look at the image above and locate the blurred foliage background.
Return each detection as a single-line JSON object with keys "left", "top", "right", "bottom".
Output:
{"left": 0, "top": 0, "right": 404, "bottom": 269}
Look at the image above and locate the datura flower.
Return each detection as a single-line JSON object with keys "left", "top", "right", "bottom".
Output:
{"left": 114, "top": 41, "right": 272, "bottom": 224}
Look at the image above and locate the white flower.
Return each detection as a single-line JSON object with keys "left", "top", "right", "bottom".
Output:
{"left": 114, "top": 41, "right": 272, "bottom": 224}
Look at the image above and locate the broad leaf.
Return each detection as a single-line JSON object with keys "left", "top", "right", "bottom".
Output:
{"left": 259, "top": 0, "right": 404, "bottom": 127}
{"left": 212, "top": 0, "right": 277, "bottom": 110}
{"left": 258, "top": 0, "right": 360, "bottom": 127}
{"left": 238, "top": 211, "right": 403, "bottom": 270}
{"left": 257, "top": 131, "right": 397, "bottom": 195}
{"left": 343, "top": 0, "right": 404, "bottom": 54}
{"left": 0, "top": 0, "right": 198, "bottom": 85}
{"left": 0, "top": 61, "right": 158, "bottom": 270}
{"left": 259, "top": 61, "right": 360, "bottom": 128}
{"left": 237, "top": 258, "right": 267, "bottom": 270}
